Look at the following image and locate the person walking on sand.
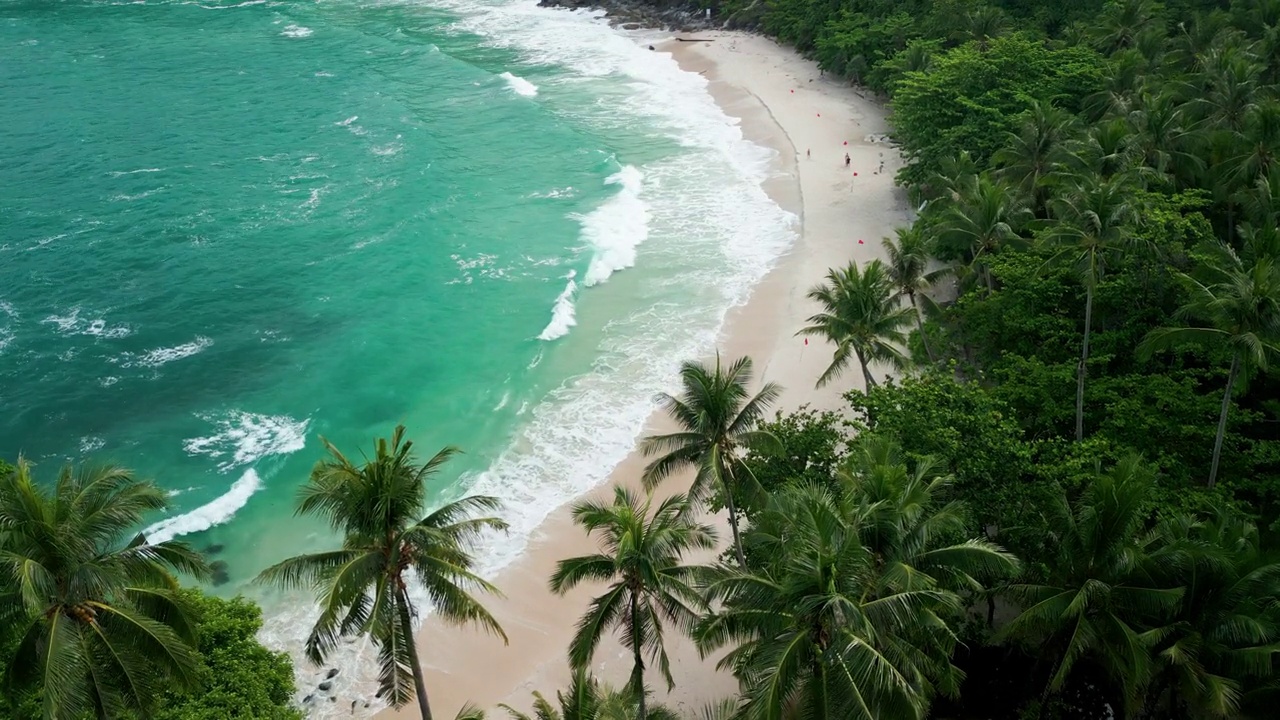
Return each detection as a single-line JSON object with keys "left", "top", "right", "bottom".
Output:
{"left": 844, "top": 153, "right": 851, "bottom": 167}
{"left": 807, "top": 148, "right": 811, "bottom": 158}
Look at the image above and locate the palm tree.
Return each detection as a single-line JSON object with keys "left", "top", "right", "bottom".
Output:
{"left": 1044, "top": 175, "right": 1140, "bottom": 441}
{"left": 992, "top": 100, "right": 1077, "bottom": 215}
{"left": 0, "top": 460, "right": 209, "bottom": 719}
{"left": 696, "top": 441, "right": 1016, "bottom": 720}
{"left": 549, "top": 487, "right": 715, "bottom": 720}
{"left": 798, "top": 260, "right": 915, "bottom": 390}
{"left": 1138, "top": 246, "right": 1280, "bottom": 488}
{"left": 256, "top": 426, "right": 507, "bottom": 720}
{"left": 998, "top": 454, "right": 1183, "bottom": 714}
{"left": 1145, "top": 510, "right": 1280, "bottom": 717}
{"left": 639, "top": 355, "right": 780, "bottom": 568}
{"left": 883, "top": 227, "right": 949, "bottom": 363}
{"left": 500, "top": 667, "right": 680, "bottom": 720}
{"left": 933, "top": 177, "right": 1030, "bottom": 293}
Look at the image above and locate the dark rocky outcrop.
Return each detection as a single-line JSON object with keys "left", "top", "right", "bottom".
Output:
{"left": 325, "top": 668, "right": 340, "bottom": 679}
{"left": 318, "top": 681, "right": 333, "bottom": 692}
{"left": 536, "top": 0, "right": 743, "bottom": 33}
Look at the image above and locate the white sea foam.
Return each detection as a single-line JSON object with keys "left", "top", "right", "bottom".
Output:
{"left": 529, "top": 186, "right": 576, "bottom": 199}
{"left": 0, "top": 328, "right": 13, "bottom": 354}
{"left": 0, "top": 300, "right": 15, "bottom": 317}
{"left": 182, "top": 411, "right": 310, "bottom": 472}
{"left": 42, "top": 307, "right": 132, "bottom": 339}
{"left": 537, "top": 270, "right": 578, "bottom": 341}
{"left": 79, "top": 436, "right": 105, "bottom": 454}
{"left": 107, "top": 167, "right": 163, "bottom": 177}
{"left": 337, "top": 115, "right": 359, "bottom": 127}
{"left": 282, "top": 24, "right": 313, "bottom": 38}
{"left": 580, "top": 166, "right": 648, "bottom": 286}
{"left": 124, "top": 336, "right": 212, "bottom": 368}
{"left": 143, "top": 470, "right": 263, "bottom": 543}
{"left": 499, "top": 71, "right": 539, "bottom": 97}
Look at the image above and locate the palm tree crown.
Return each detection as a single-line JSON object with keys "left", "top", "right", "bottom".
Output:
{"left": 639, "top": 355, "right": 780, "bottom": 567}
{"left": 0, "top": 460, "right": 208, "bottom": 720}
{"left": 549, "top": 487, "right": 715, "bottom": 720}
{"left": 1138, "top": 245, "right": 1280, "bottom": 487}
{"left": 798, "top": 260, "right": 916, "bottom": 390}
{"left": 257, "top": 426, "right": 507, "bottom": 720}
{"left": 696, "top": 438, "right": 1017, "bottom": 720}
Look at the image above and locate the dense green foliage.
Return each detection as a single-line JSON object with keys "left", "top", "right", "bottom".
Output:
{"left": 0, "top": 463, "right": 298, "bottom": 720}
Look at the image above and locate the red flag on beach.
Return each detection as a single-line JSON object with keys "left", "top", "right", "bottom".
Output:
{"left": 816, "top": 113, "right": 821, "bottom": 117}
{"left": 858, "top": 239, "right": 865, "bottom": 244}
{"left": 790, "top": 89, "right": 794, "bottom": 93}
{"left": 804, "top": 338, "right": 808, "bottom": 345}
{"left": 853, "top": 172, "right": 858, "bottom": 176}
{"left": 843, "top": 141, "right": 847, "bottom": 145}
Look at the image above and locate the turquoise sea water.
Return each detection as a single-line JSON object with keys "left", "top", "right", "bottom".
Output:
{"left": 1, "top": 0, "right": 793, "bottom": 710}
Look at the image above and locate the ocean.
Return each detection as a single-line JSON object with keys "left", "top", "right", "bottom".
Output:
{"left": 0, "top": 0, "right": 794, "bottom": 713}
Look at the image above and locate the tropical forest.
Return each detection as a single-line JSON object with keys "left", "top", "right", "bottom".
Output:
{"left": 4, "top": 0, "right": 1280, "bottom": 718}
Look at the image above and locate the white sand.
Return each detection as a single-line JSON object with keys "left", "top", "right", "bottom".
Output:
{"left": 376, "top": 29, "right": 911, "bottom": 719}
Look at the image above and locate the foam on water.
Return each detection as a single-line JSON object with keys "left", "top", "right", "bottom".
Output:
{"left": 536, "top": 270, "right": 577, "bottom": 341}
{"left": 42, "top": 307, "right": 132, "bottom": 339}
{"left": 183, "top": 410, "right": 310, "bottom": 472}
{"left": 580, "top": 165, "right": 648, "bottom": 286}
{"left": 144, "top": 470, "right": 263, "bottom": 543}
{"left": 116, "top": 336, "right": 212, "bottom": 368}
{"left": 499, "top": 70, "right": 538, "bottom": 97}
{"left": 282, "top": 24, "right": 313, "bottom": 38}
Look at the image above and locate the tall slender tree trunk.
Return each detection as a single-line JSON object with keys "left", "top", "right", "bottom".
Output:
{"left": 811, "top": 656, "right": 829, "bottom": 720}
{"left": 1209, "top": 353, "right": 1241, "bottom": 489}
{"left": 857, "top": 351, "right": 877, "bottom": 392}
{"left": 629, "top": 591, "right": 647, "bottom": 720}
{"left": 399, "top": 593, "right": 434, "bottom": 720}
{"left": 911, "top": 293, "right": 935, "bottom": 363}
{"left": 722, "top": 473, "right": 748, "bottom": 568}
{"left": 1075, "top": 286, "right": 1094, "bottom": 442}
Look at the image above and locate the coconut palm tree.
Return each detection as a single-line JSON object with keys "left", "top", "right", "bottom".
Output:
{"left": 1138, "top": 246, "right": 1280, "bottom": 488}
{"left": 639, "top": 355, "right": 780, "bottom": 568}
{"left": 798, "top": 260, "right": 915, "bottom": 390}
{"left": 0, "top": 460, "right": 209, "bottom": 719}
{"left": 696, "top": 442, "right": 1017, "bottom": 720}
{"left": 500, "top": 667, "right": 680, "bottom": 720}
{"left": 992, "top": 101, "right": 1077, "bottom": 216}
{"left": 882, "top": 227, "right": 949, "bottom": 363}
{"left": 256, "top": 426, "right": 507, "bottom": 720}
{"left": 933, "top": 177, "right": 1030, "bottom": 293}
{"left": 1044, "top": 175, "right": 1140, "bottom": 441}
{"left": 1145, "top": 510, "right": 1280, "bottom": 717}
{"left": 998, "top": 454, "right": 1183, "bottom": 714}
{"left": 550, "top": 487, "right": 714, "bottom": 720}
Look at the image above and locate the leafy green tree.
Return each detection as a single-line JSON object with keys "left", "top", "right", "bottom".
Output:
{"left": 257, "top": 426, "right": 507, "bottom": 720}
{"left": 549, "top": 487, "right": 714, "bottom": 720}
{"left": 728, "top": 406, "right": 848, "bottom": 516}
{"left": 891, "top": 34, "right": 1104, "bottom": 184}
{"left": 1138, "top": 246, "right": 1280, "bottom": 488}
{"left": 500, "top": 667, "right": 679, "bottom": 720}
{"left": 798, "top": 259, "right": 915, "bottom": 389}
{"left": 151, "top": 591, "right": 300, "bottom": 720}
{"left": 999, "top": 454, "right": 1182, "bottom": 713}
{"left": 992, "top": 100, "right": 1077, "bottom": 216}
{"left": 697, "top": 440, "right": 1016, "bottom": 720}
{"left": 1044, "top": 174, "right": 1140, "bottom": 441}
{"left": 0, "top": 460, "right": 209, "bottom": 720}
{"left": 639, "top": 355, "right": 780, "bottom": 568}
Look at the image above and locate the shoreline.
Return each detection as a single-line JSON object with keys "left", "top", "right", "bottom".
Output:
{"left": 375, "top": 30, "right": 911, "bottom": 719}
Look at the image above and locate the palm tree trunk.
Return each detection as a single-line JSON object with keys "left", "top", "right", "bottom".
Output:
{"left": 399, "top": 593, "right": 434, "bottom": 720}
{"left": 811, "top": 656, "right": 829, "bottom": 720}
{"left": 912, "top": 293, "right": 935, "bottom": 363}
{"left": 722, "top": 474, "right": 748, "bottom": 568}
{"left": 857, "top": 350, "right": 877, "bottom": 392}
{"left": 629, "top": 590, "right": 647, "bottom": 720}
{"left": 1075, "top": 286, "right": 1094, "bottom": 442}
{"left": 1209, "top": 352, "right": 1240, "bottom": 489}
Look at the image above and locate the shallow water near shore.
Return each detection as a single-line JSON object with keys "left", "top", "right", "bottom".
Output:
{"left": 0, "top": 0, "right": 794, "bottom": 712}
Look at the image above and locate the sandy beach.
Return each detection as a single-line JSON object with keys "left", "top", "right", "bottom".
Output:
{"left": 377, "top": 29, "right": 912, "bottom": 719}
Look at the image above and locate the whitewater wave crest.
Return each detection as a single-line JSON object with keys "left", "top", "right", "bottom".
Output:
{"left": 499, "top": 71, "right": 538, "bottom": 97}
{"left": 581, "top": 166, "right": 648, "bottom": 286}
{"left": 143, "top": 470, "right": 262, "bottom": 544}
{"left": 537, "top": 270, "right": 578, "bottom": 341}
{"left": 42, "top": 307, "right": 132, "bottom": 339}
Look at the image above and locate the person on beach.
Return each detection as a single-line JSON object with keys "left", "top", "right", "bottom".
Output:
{"left": 807, "top": 148, "right": 811, "bottom": 158}
{"left": 844, "top": 153, "right": 850, "bottom": 167}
